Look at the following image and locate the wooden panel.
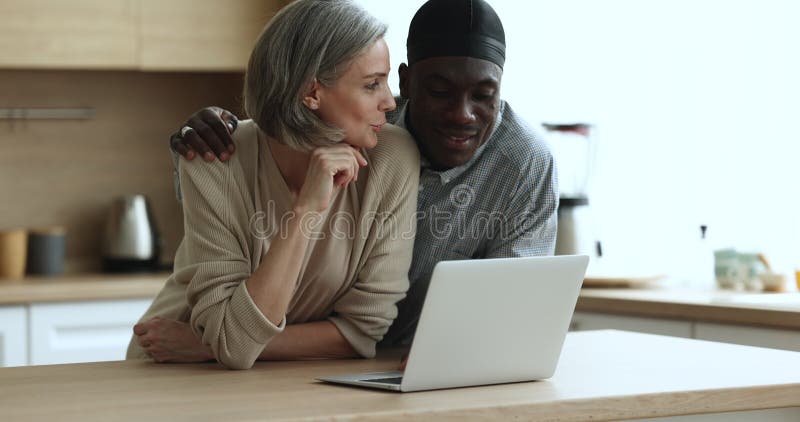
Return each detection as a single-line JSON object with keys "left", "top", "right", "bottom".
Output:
{"left": 139, "top": 0, "right": 284, "bottom": 71}
{"left": 0, "top": 70, "right": 244, "bottom": 272}
{"left": 0, "top": 0, "right": 138, "bottom": 69}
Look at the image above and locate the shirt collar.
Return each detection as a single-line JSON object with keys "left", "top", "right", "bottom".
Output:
{"left": 394, "top": 100, "right": 505, "bottom": 185}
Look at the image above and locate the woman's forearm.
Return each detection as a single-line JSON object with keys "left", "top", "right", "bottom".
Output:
{"left": 259, "top": 320, "right": 358, "bottom": 360}
{"left": 245, "top": 208, "right": 314, "bottom": 325}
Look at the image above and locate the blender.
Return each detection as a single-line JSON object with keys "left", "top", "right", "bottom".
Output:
{"left": 542, "top": 123, "right": 600, "bottom": 258}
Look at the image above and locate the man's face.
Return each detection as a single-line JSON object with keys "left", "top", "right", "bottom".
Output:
{"left": 400, "top": 56, "right": 502, "bottom": 170}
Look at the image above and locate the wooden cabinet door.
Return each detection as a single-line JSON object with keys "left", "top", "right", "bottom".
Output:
{"left": 0, "top": 306, "right": 28, "bottom": 367}
{"left": 139, "top": 0, "right": 283, "bottom": 71}
{"left": 0, "top": 0, "right": 138, "bottom": 69}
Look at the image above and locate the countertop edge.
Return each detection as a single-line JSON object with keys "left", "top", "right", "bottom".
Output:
{"left": 0, "top": 273, "right": 167, "bottom": 305}
{"left": 350, "top": 384, "right": 800, "bottom": 421}
{"left": 576, "top": 292, "right": 800, "bottom": 330}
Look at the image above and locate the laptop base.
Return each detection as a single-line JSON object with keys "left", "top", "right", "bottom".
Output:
{"left": 317, "top": 371, "right": 404, "bottom": 392}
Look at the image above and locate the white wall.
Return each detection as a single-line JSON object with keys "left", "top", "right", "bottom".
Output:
{"left": 357, "top": 0, "right": 800, "bottom": 281}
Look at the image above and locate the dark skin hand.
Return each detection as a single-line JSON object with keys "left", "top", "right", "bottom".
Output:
{"left": 170, "top": 106, "right": 239, "bottom": 162}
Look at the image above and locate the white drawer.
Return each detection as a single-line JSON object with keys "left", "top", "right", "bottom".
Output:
{"left": 29, "top": 299, "right": 151, "bottom": 365}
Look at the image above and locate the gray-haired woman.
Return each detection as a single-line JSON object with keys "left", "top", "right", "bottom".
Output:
{"left": 127, "top": 0, "right": 419, "bottom": 370}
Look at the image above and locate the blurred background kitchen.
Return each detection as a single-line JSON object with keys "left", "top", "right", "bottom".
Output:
{"left": 368, "top": 0, "right": 800, "bottom": 283}
{"left": 0, "top": 0, "right": 798, "bottom": 367}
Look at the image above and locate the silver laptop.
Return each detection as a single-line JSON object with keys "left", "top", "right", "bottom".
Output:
{"left": 317, "top": 255, "right": 589, "bottom": 392}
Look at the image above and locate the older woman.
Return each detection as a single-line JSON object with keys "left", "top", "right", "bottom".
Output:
{"left": 126, "top": 0, "right": 419, "bottom": 370}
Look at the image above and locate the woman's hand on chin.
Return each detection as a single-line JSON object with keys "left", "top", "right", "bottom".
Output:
{"left": 295, "top": 144, "right": 367, "bottom": 213}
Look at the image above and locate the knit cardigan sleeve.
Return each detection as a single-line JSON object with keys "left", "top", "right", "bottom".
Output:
{"left": 177, "top": 156, "right": 284, "bottom": 370}
{"left": 328, "top": 125, "right": 420, "bottom": 357}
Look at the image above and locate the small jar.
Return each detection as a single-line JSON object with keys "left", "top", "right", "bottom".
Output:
{"left": 26, "top": 226, "right": 66, "bottom": 276}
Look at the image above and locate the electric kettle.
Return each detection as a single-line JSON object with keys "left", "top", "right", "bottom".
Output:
{"left": 102, "top": 194, "right": 161, "bottom": 272}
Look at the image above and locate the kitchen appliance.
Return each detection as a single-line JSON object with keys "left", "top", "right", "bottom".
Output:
{"left": 102, "top": 195, "right": 161, "bottom": 273}
{"left": 543, "top": 123, "right": 601, "bottom": 258}
{"left": 556, "top": 196, "right": 599, "bottom": 256}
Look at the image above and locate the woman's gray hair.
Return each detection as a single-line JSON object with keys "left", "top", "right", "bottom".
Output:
{"left": 244, "top": 0, "right": 388, "bottom": 151}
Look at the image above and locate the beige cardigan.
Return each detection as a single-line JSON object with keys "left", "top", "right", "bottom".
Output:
{"left": 127, "top": 121, "right": 419, "bottom": 369}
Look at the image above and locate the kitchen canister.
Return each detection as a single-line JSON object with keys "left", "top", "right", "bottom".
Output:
{"left": 26, "top": 226, "right": 66, "bottom": 276}
{"left": 0, "top": 228, "right": 28, "bottom": 279}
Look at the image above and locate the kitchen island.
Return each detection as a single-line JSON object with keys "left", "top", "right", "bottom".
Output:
{"left": 2, "top": 330, "right": 799, "bottom": 421}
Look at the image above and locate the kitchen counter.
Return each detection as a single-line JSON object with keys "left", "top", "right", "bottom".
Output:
{"left": 577, "top": 286, "right": 800, "bottom": 330}
{"left": 2, "top": 330, "right": 799, "bottom": 421}
{"left": 3, "top": 274, "right": 799, "bottom": 331}
{"left": 0, "top": 272, "right": 168, "bottom": 305}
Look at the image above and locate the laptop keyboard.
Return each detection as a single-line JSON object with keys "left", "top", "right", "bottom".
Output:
{"left": 363, "top": 376, "right": 403, "bottom": 384}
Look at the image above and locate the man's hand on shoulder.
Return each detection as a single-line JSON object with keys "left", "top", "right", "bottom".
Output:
{"left": 170, "top": 106, "right": 240, "bottom": 162}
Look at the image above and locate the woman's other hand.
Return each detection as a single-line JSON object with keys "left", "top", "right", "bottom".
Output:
{"left": 295, "top": 144, "right": 367, "bottom": 213}
{"left": 133, "top": 317, "right": 214, "bottom": 363}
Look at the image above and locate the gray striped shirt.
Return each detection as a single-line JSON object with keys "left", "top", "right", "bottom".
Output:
{"left": 381, "top": 98, "right": 559, "bottom": 345}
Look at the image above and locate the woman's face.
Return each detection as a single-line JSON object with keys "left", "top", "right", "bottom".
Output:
{"left": 315, "top": 38, "right": 396, "bottom": 149}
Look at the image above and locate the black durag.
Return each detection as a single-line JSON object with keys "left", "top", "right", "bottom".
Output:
{"left": 406, "top": 0, "right": 506, "bottom": 69}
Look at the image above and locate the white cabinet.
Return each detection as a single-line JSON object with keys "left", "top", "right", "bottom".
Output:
{"left": 28, "top": 299, "right": 151, "bottom": 365}
{"left": 0, "top": 306, "right": 28, "bottom": 367}
{"left": 694, "top": 322, "right": 800, "bottom": 352}
{"left": 571, "top": 311, "right": 693, "bottom": 338}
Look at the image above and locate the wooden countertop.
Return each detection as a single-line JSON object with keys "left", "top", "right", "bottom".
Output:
{"left": 2, "top": 330, "right": 799, "bottom": 421}
{"left": 0, "top": 272, "right": 167, "bottom": 304}
{"left": 577, "top": 286, "right": 800, "bottom": 330}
